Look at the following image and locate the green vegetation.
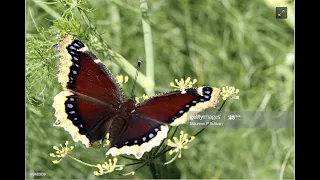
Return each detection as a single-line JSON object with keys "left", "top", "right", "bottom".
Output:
{"left": 26, "top": 0, "right": 294, "bottom": 179}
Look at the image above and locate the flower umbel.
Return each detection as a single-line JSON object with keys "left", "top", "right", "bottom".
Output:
{"left": 170, "top": 77, "right": 197, "bottom": 90}
{"left": 93, "top": 158, "right": 124, "bottom": 176}
{"left": 50, "top": 141, "right": 74, "bottom": 164}
{"left": 92, "top": 133, "right": 110, "bottom": 148}
{"left": 164, "top": 131, "right": 195, "bottom": 165}
{"left": 221, "top": 86, "right": 240, "bottom": 100}
{"left": 135, "top": 94, "right": 149, "bottom": 104}
{"left": 116, "top": 75, "right": 129, "bottom": 85}
{"left": 103, "top": 133, "right": 111, "bottom": 147}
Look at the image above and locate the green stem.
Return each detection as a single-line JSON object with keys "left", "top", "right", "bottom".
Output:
{"left": 163, "top": 150, "right": 179, "bottom": 165}
{"left": 156, "top": 147, "right": 169, "bottom": 158}
{"left": 123, "top": 161, "right": 144, "bottom": 166}
{"left": 153, "top": 127, "right": 173, "bottom": 156}
{"left": 68, "top": 155, "right": 97, "bottom": 167}
{"left": 148, "top": 161, "right": 159, "bottom": 179}
{"left": 116, "top": 162, "right": 148, "bottom": 176}
{"left": 77, "top": 8, "right": 95, "bottom": 29}
{"left": 155, "top": 126, "right": 179, "bottom": 157}
{"left": 279, "top": 146, "right": 294, "bottom": 180}
{"left": 140, "top": 0, "right": 155, "bottom": 96}
{"left": 134, "top": 162, "right": 147, "bottom": 172}
{"left": 109, "top": 3, "right": 121, "bottom": 48}
{"left": 169, "top": 126, "right": 180, "bottom": 139}
{"left": 159, "top": 153, "right": 167, "bottom": 178}
{"left": 156, "top": 147, "right": 172, "bottom": 158}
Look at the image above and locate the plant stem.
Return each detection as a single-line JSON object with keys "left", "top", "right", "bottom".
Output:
{"left": 279, "top": 146, "right": 294, "bottom": 180}
{"left": 159, "top": 153, "right": 167, "bottom": 178}
{"left": 148, "top": 161, "right": 159, "bottom": 179}
{"left": 68, "top": 155, "right": 97, "bottom": 167}
{"left": 109, "top": 3, "right": 121, "bottom": 48}
{"left": 123, "top": 161, "right": 144, "bottom": 166}
{"left": 140, "top": 0, "right": 155, "bottom": 96}
{"left": 153, "top": 127, "right": 173, "bottom": 156}
{"left": 156, "top": 147, "right": 172, "bottom": 158}
{"left": 134, "top": 162, "right": 148, "bottom": 172}
{"left": 155, "top": 126, "right": 179, "bottom": 157}
{"left": 78, "top": 8, "right": 95, "bottom": 29}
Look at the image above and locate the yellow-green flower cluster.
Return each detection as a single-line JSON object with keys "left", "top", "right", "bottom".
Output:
{"left": 93, "top": 158, "right": 124, "bottom": 176}
{"left": 170, "top": 77, "right": 197, "bottom": 90}
{"left": 50, "top": 141, "right": 74, "bottom": 164}
{"left": 104, "top": 133, "right": 110, "bottom": 147}
{"left": 92, "top": 133, "right": 110, "bottom": 148}
{"left": 167, "top": 131, "right": 195, "bottom": 158}
{"left": 116, "top": 75, "right": 129, "bottom": 84}
{"left": 135, "top": 94, "right": 149, "bottom": 104}
{"left": 221, "top": 86, "right": 239, "bottom": 100}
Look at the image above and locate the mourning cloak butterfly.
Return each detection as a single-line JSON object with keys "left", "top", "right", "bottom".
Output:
{"left": 52, "top": 34, "right": 221, "bottom": 159}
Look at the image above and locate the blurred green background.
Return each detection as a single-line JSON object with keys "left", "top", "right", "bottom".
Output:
{"left": 26, "top": 0, "right": 294, "bottom": 179}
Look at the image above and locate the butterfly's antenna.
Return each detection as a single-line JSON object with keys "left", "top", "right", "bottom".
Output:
{"left": 131, "top": 61, "right": 141, "bottom": 99}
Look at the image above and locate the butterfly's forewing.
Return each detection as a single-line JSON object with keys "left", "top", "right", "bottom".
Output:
{"left": 52, "top": 34, "right": 123, "bottom": 147}
{"left": 106, "top": 86, "right": 221, "bottom": 158}
{"left": 56, "top": 35, "right": 124, "bottom": 104}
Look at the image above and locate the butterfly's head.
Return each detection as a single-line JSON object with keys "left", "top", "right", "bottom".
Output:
{"left": 119, "top": 99, "right": 137, "bottom": 114}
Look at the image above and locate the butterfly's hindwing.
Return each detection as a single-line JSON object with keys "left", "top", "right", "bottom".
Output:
{"left": 136, "top": 86, "right": 221, "bottom": 126}
{"left": 107, "top": 118, "right": 169, "bottom": 159}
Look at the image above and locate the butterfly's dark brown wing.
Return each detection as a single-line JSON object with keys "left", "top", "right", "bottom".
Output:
{"left": 136, "top": 87, "right": 221, "bottom": 126}
{"left": 106, "top": 114, "right": 169, "bottom": 159}
{"left": 106, "top": 87, "right": 221, "bottom": 158}
{"left": 53, "top": 35, "right": 123, "bottom": 147}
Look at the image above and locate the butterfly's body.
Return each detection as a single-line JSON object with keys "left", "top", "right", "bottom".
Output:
{"left": 53, "top": 34, "right": 221, "bottom": 159}
{"left": 107, "top": 99, "right": 136, "bottom": 147}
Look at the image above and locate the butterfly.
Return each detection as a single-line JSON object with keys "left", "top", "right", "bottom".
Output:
{"left": 52, "top": 34, "right": 221, "bottom": 159}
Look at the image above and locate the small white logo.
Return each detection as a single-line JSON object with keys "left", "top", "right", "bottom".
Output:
{"left": 29, "top": 172, "right": 46, "bottom": 177}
